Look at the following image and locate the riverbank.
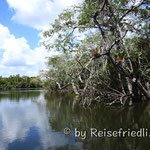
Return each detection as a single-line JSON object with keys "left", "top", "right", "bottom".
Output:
{"left": 0, "top": 74, "right": 43, "bottom": 90}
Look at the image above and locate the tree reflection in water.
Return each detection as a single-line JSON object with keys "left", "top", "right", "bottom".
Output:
{"left": 0, "top": 90, "right": 150, "bottom": 150}
{"left": 45, "top": 92, "right": 150, "bottom": 150}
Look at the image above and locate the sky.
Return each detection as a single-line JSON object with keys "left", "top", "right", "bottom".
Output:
{"left": 0, "top": 0, "right": 81, "bottom": 77}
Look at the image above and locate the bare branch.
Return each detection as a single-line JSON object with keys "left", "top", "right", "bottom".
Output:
{"left": 93, "top": 0, "right": 107, "bottom": 44}
{"left": 119, "top": 0, "right": 146, "bottom": 22}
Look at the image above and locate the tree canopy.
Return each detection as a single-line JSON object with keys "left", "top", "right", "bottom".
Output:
{"left": 41, "top": 0, "right": 150, "bottom": 106}
{"left": 0, "top": 74, "right": 43, "bottom": 90}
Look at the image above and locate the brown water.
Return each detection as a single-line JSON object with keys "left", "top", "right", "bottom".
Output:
{"left": 0, "top": 90, "right": 150, "bottom": 150}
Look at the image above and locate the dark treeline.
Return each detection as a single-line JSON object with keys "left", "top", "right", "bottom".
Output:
{"left": 0, "top": 74, "right": 43, "bottom": 90}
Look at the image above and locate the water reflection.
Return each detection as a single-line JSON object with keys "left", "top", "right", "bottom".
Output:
{"left": 0, "top": 90, "right": 150, "bottom": 150}
{"left": 0, "top": 90, "right": 41, "bottom": 101}
{"left": 44, "top": 93, "right": 150, "bottom": 150}
{"left": 0, "top": 90, "right": 69, "bottom": 150}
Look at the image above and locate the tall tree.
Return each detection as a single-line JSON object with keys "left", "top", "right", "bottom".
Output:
{"left": 42, "top": 0, "right": 150, "bottom": 105}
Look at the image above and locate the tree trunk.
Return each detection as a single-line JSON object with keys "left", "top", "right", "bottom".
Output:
{"left": 71, "top": 79, "right": 79, "bottom": 95}
{"left": 136, "top": 80, "right": 150, "bottom": 99}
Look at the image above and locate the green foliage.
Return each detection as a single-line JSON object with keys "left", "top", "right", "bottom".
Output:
{"left": 0, "top": 75, "right": 43, "bottom": 90}
{"left": 41, "top": 54, "right": 75, "bottom": 90}
{"left": 41, "top": 0, "right": 150, "bottom": 99}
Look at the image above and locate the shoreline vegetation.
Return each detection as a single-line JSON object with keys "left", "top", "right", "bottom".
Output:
{"left": 0, "top": 74, "right": 43, "bottom": 90}
{"left": 1, "top": 1, "right": 149, "bottom": 107}
{"left": 40, "top": 0, "right": 150, "bottom": 106}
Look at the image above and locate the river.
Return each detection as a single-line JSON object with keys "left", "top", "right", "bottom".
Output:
{"left": 0, "top": 90, "right": 150, "bottom": 150}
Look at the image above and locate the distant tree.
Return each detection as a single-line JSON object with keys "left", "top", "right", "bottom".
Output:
{"left": 0, "top": 75, "right": 43, "bottom": 90}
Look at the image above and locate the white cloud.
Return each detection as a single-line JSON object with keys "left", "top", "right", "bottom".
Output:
{"left": 0, "top": 94, "right": 68, "bottom": 150}
{"left": 6, "top": 0, "right": 82, "bottom": 30}
{"left": 0, "top": 0, "right": 83, "bottom": 76}
{"left": 0, "top": 24, "right": 58, "bottom": 77}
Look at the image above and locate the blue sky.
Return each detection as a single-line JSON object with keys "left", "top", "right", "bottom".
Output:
{"left": 0, "top": 0, "right": 81, "bottom": 77}
{"left": 0, "top": 0, "right": 40, "bottom": 49}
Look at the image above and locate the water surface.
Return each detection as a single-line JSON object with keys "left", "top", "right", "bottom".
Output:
{"left": 0, "top": 90, "right": 150, "bottom": 150}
